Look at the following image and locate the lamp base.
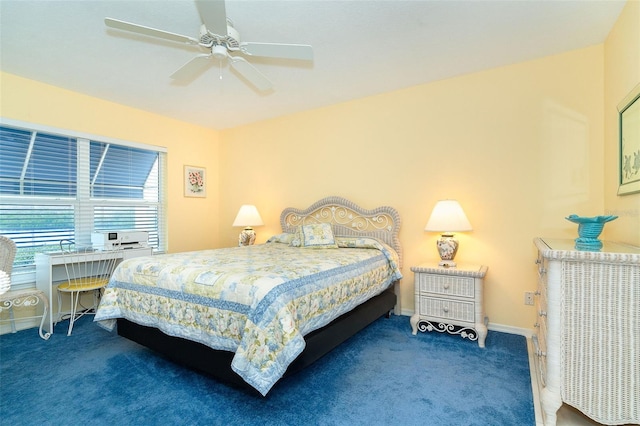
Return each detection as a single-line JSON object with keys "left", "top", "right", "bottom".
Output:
{"left": 436, "top": 234, "right": 459, "bottom": 268}
{"left": 238, "top": 227, "right": 256, "bottom": 246}
{"left": 438, "top": 260, "right": 457, "bottom": 268}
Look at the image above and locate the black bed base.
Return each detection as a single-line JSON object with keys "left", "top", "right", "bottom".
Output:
{"left": 117, "top": 287, "right": 397, "bottom": 395}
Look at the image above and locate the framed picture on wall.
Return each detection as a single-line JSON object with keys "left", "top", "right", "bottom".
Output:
{"left": 184, "top": 165, "right": 206, "bottom": 198}
{"left": 618, "top": 83, "right": 640, "bottom": 195}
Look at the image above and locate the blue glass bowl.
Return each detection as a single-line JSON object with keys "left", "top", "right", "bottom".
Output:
{"left": 565, "top": 214, "right": 618, "bottom": 246}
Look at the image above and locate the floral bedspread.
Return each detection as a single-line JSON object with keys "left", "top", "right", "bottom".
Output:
{"left": 94, "top": 237, "right": 402, "bottom": 395}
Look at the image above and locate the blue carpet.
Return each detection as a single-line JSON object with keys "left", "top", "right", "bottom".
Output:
{"left": 0, "top": 315, "right": 534, "bottom": 425}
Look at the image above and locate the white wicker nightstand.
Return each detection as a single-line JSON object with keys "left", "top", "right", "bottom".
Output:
{"left": 410, "top": 263, "right": 488, "bottom": 348}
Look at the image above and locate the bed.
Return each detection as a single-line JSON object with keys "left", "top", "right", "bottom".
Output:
{"left": 94, "top": 196, "right": 403, "bottom": 395}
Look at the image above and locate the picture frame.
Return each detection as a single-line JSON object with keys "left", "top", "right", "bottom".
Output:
{"left": 617, "top": 83, "right": 640, "bottom": 195}
{"left": 184, "top": 165, "right": 206, "bottom": 198}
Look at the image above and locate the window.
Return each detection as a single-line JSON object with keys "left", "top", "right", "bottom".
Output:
{"left": 0, "top": 122, "right": 166, "bottom": 285}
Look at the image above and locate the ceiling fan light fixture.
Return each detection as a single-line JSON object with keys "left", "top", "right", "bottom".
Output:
{"left": 212, "top": 44, "right": 227, "bottom": 60}
{"left": 105, "top": 0, "right": 313, "bottom": 92}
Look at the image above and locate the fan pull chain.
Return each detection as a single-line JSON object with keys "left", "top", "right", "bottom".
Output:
{"left": 217, "top": 60, "right": 223, "bottom": 96}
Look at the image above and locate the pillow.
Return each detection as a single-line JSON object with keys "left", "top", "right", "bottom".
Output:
{"left": 299, "top": 223, "right": 338, "bottom": 249}
{"left": 336, "top": 236, "right": 382, "bottom": 249}
{"left": 266, "top": 233, "right": 296, "bottom": 244}
{"left": 336, "top": 236, "right": 402, "bottom": 280}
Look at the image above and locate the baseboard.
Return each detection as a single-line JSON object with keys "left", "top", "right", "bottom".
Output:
{"left": 487, "top": 322, "right": 533, "bottom": 337}
{"left": 399, "top": 308, "right": 413, "bottom": 317}
{"left": 527, "top": 336, "right": 544, "bottom": 426}
{"left": 0, "top": 318, "right": 39, "bottom": 335}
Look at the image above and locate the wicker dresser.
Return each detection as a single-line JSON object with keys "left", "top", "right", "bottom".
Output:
{"left": 532, "top": 238, "right": 640, "bottom": 426}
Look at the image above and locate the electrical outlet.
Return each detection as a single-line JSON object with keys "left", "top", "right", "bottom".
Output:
{"left": 524, "top": 292, "right": 534, "bottom": 305}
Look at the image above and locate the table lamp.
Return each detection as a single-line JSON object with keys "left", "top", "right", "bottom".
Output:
{"left": 424, "top": 200, "right": 472, "bottom": 267}
{"left": 232, "top": 204, "right": 264, "bottom": 246}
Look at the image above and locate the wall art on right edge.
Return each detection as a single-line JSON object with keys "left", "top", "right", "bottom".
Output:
{"left": 618, "top": 82, "right": 640, "bottom": 195}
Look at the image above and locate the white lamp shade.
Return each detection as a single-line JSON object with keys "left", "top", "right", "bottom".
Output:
{"left": 424, "top": 200, "right": 472, "bottom": 233}
{"left": 232, "top": 205, "right": 264, "bottom": 227}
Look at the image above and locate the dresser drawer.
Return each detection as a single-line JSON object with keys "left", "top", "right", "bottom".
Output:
{"left": 538, "top": 319, "right": 547, "bottom": 356}
{"left": 417, "top": 274, "right": 475, "bottom": 298}
{"left": 418, "top": 296, "right": 475, "bottom": 323}
{"left": 532, "top": 333, "right": 547, "bottom": 386}
{"left": 534, "top": 314, "right": 547, "bottom": 356}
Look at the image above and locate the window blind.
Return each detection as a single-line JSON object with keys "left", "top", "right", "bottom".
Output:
{"left": 0, "top": 126, "right": 77, "bottom": 197}
{"left": 0, "top": 123, "right": 166, "bottom": 280}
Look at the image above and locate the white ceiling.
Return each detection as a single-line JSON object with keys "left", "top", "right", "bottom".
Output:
{"left": 0, "top": 0, "right": 627, "bottom": 130}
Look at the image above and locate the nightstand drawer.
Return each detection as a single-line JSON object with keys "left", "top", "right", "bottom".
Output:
{"left": 417, "top": 274, "right": 475, "bottom": 298}
{"left": 418, "top": 296, "right": 475, "bottom": 323}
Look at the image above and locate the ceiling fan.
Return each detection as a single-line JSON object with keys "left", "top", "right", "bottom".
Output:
{"left": 105, "top": 0, "right": 313, "bottom": 92}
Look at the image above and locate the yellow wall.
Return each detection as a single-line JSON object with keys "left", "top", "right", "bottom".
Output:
{"left": 604, "top": 0, "right": 640, "bottom": 246}
{"left": 220, "top": 45, "right": 606, "bottom": 329}
{"left": 0, "top": 72, "right": 221, "bottom": 253}
{"left": 2, "top": 2, "right": 638, "bottom": 331}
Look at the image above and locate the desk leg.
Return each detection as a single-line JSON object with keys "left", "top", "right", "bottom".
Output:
{"left": 35, "top": 258, "right": 55, "bottom": 335}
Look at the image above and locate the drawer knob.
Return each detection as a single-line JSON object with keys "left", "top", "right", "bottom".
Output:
{"left": 534, "top": 322, "right": 539, "bottom": 328}
{"left": 442, "top": 306, "right": 449, "bottom": 313}
{"left": 443, "top": 283, "right": 450, "bottom": 290}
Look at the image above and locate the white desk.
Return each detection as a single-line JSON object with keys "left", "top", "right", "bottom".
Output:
{"left": 35, "top": 247, "right": 152, "bottom": 334}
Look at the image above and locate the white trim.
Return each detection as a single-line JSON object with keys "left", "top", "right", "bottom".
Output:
{"left": 527, "top": 337, "right": 545, "bottom": 426}
{"left": 0, "top": 117, "right": 168, "bottom": 153}
{"left": 0, "top": 318, "right": 38, "bottom": 335}
{"left": 487, "top": 321, "right": 533, "bottom": 337}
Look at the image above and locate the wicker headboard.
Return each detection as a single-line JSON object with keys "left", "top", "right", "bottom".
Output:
{"left": 280, "top": 196, "right": 402, "bottom": 267}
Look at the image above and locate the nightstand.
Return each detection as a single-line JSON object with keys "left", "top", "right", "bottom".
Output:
{"left": 410, "top": 263, "right": 488, "bottom": 348}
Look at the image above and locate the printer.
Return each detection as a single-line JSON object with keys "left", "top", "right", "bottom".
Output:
{"left": 92, "top": 230, "right": 149, "bottom": 250}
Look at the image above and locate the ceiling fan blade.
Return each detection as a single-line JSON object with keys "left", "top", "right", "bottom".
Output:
{"left": 195, "top": 0, "right": 228, "bottom": 36}
{"left": 229, "top": 56, "right": 273, "bottom": 92}
{"left": 240, "top": 43, "right": 314, "bottom": 61}
{"left": 105, "top": 18, "right": 199, "bottom": 45}
{"left": 170, "top": 54, "right": 212, "bottom": 82}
